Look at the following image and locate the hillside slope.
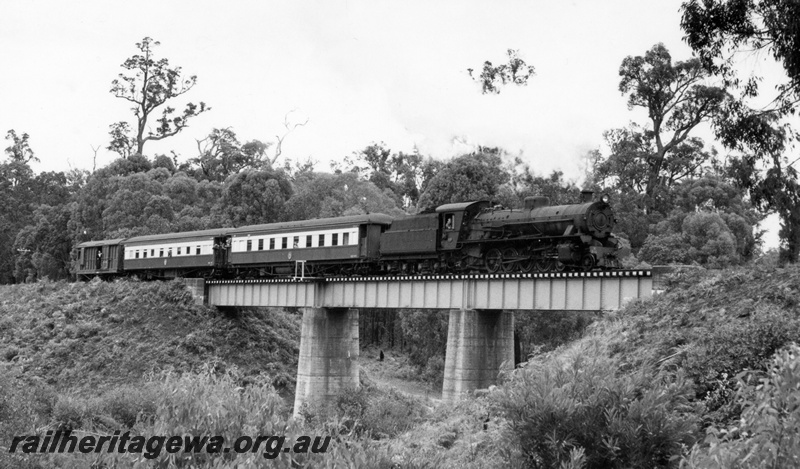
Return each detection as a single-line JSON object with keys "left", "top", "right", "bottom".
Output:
{"left": 380, "top": 264, "right": 800, "bottom": 468}
{"left": 0, "top": 279, "right": 300, "bottom": 396}
{"left": 612, "top": 265, "right": 800, "bottom": 416}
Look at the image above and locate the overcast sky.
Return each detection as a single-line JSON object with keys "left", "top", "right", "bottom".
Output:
{"left": 0, "top": 0, "right": 783, "bottom": 247}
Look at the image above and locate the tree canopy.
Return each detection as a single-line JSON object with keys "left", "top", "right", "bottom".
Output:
{"left": 468, "top": 49, "right": 536, "bottom": 94}
{"left": 4, "top": 23, "right": 796, "bottom": 282}
{"left": 188, "top": 128, "right": 271, "bottom": 182}
{"left": 681, "top": 0, "right": 800, "bottom": 263}
{"left": 416, "top": 148, "right": 515, "bottom": 211}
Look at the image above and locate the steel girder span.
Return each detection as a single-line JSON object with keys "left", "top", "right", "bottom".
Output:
{"left": 206, "top": 270, "right": 652, "bottom": 311}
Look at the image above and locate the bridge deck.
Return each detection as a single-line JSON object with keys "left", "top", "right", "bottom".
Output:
{"left": 206, "top": 270, "right": 652, "bottom": 311}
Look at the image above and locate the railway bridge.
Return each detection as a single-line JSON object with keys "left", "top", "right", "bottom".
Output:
{"left": 199, "top": 270, "right": 653, "bottom": 414}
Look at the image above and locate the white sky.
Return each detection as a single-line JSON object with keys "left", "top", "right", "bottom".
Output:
{"left": 0, "top": 0, "right": 784, "bottom": 248}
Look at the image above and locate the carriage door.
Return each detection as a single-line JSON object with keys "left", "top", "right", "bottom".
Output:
{"left": 213, "top": 236, "right": 228, "bottom": 268}
{"left": 359, "top": 225, "right": 367, "bottom": 257}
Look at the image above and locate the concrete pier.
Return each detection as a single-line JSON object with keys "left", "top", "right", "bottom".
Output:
{"left": 442, "top": 309, "right": 514, "bottom": 401}
{"left": 293, "top": 307, "right": 359, "bottom": 416}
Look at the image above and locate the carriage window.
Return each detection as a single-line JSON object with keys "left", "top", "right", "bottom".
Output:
{"left": 159, "top": 249, "right": 164, "bottom": 257}
{"left": 318, "top": 234, "right": 325, "bottom": 247}
{"left": 306, "top": 235, "right": 312, "bottom": 247}
{"left": 143, "top": 251, "right": 147, "bottom": 259}
{"left": 258, "top": 239, "right": 264, "bottom": 250}
{"left": 332, "top": 233, "right": 339, "bottom": 246}
{"left": 168, "top": 248, "right": 172, "bottom": 257}
{"left": 269, "top": 238, "right": 275, "bottom": 250}
{"left": 293, "top": 236, "right": 299, "bottom": 248}
{"left": 177, "top": 247, "right": 182, "bottom": 255}
{"left": 281, "top": 237, "right": 288, "bottom": 249}
{"left": 135, "top": 250, "right": 140, "bottom": 259}
{"left": 246, "top": 239, "right": 252, "bottom": 251}
{"left": 196, "top": 246, "right": 201, "bottom": 255}
{"left": 343, "top": 232, "right": 350, "bottom": 245}
{"left": 151, "top": 249, "right": 155, "bottom": 257}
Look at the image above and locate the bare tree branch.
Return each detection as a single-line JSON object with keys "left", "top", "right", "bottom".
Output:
{"left": 270, "top": 109, "right": 309, "bottom": 166}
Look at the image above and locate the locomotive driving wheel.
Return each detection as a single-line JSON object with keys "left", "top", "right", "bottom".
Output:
{"left": 580, "top": 254, "right": 596, "bottom": 272}
{"left": 535, "top": 258, "right": 551, "bottom": 272}
{"left": 484, "top": 248, "right": 503, "bottom": 273}
{"left": 519, "top": 255, "right": 534, "bottom": 273}
{"left": 501, "top": 248, "right": 518, "bottom": 273}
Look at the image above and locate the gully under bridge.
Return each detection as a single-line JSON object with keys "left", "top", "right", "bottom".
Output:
{"left": 193, "top": 270, "right": 652, "bottom": 413}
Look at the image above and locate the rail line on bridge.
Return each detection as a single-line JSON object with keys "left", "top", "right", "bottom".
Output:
{"left": 205, "top": 270, "right": 652, "bottom": 311}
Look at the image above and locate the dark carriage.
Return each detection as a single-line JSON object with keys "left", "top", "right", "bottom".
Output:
{"left": 75, "top": 239, "right": 126, "bottom": 280}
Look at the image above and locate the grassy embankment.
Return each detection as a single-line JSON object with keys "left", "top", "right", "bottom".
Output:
{"left": 0, "top": 279, "right": 300, "bottom": 395}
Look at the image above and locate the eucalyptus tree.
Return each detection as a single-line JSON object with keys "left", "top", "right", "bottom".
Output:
{"left": 611, "top": 43, "right": 728, "bottom": 204}
{"left": 189, "top": 128, "right": 271, "bottom": 182}
{"left": 682, "top": 0, "right": 800, "bottom": 263}
{"left": 108, "top": 37, "right": 208, "bottom": 158}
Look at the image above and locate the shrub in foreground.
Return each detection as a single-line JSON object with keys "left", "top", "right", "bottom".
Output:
{"left": 37, "top": 367, "right": 396, "bottom": 468}
{"left": 682, "top": 344, "right": 800, "bottom": 468}
{"left": 306, "top": 381, "right": 428, "bottom": 440}
{"left": 494, "top": 332, "right": 702, "bottom": 469}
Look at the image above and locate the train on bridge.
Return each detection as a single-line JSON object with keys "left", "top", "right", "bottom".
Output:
{"left": 75, "top": 191, "right": 629, "bottom": 280}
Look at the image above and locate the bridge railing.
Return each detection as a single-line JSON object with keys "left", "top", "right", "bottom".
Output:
{"left": 206, "top": 270, "right": 653, "bottom": 311}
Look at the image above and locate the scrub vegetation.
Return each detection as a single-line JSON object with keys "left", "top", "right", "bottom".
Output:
{"left": 2, "top": 263, "right": 800, "bottom": 468}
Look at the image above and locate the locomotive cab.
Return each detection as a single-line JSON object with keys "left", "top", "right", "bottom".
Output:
{"left": 436, "top": 201, "right": 490, "bottom": 250}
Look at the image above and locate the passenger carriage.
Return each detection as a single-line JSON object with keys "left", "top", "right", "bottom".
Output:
{"left": 122, "top": 228, "right": 230, "bottom": 279}
{"left": 227, "top": 214, "right": 393, "bottom": 277}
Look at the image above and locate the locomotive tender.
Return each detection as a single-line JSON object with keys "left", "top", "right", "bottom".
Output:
{"left": 75, "top": 191, "right": 627, "bottom": 280}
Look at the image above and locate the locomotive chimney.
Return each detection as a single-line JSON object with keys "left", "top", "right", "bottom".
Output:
{"left": 580, "top": 190, "right": 594, "bottom": 203}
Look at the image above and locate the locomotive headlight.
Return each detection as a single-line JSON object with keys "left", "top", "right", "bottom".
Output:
{"left": 601, "top": 194, "right": 610, "bottom": 204}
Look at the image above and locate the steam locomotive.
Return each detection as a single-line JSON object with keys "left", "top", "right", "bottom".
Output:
{"left": 75, "top": 191, "right": 627, "bottom": 280}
